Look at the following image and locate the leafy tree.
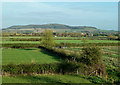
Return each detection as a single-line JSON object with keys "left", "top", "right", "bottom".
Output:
{"left": 41, "top": 29, "right": 55, "bottom": 48}
{"left": 80, "top": 46, "right": 102, "bottom": 65}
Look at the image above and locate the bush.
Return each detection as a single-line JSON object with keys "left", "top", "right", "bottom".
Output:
{"left": 56, "top": 42, "right": 119, "bottom": 47}
{"left": 10, "top": 38, "right": 41, "bottom": 41}
{"left": 83, "top": 76, "right": 106, "bottom": 84}
{"left": 59, "top": 61, "right": 80, "bottom": 74}
{"left": 2, "top": 63, "right": 81, "bottom": 75}
{"left": 80, "top": 46, "right": 102, "bottom": 65}
{"left": 2, "top": 42, "right": 119, "bottom": 49}
{"left": 2, "top": 43, "right": 40, "bottom": 48}
{"left": 2, "top": 63, "right": 60, "bottom": 75}
{"left": 38, "top": 46, "right": 107, "bottom": 76}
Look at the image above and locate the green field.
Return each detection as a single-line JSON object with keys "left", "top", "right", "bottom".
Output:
{"left": 2, "top": 41, "right": 40, "bottom": 44}
{"left": 55, "top": 40, "right": 118, "bottom": 43}
{"left": 2, "top": 74, "right": 91, "bottom": 83}
{"left": 2, "top": 46, "right": 118, "bottom": 66}
{"left": 2, "top": 40, "right": 118, "bottom": 44}
{"left": 2, "top": 48, "right": 60, "bottom": 65}
{"left": 2, "top": 46, "right": 119, "bottom": 83}
{"left": 2, "top": 36, "right": 107, "bottom": 39}
{"left": 2, "top": 35, "right": 119, "bottom": 83}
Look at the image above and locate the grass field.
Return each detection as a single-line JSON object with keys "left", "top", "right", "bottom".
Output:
{"left": 3, "top": 37, "right": 81, "bottom": 39}
{"left": 2, "top": 46, "right": 118, "bottom": 66}
{"left": 2, "top": 48, "right": 60, "bottom": 65}
{"left": 2, "top": 74, "right": 91, "bottom": 83}
{"left": 55, "top": 40, "right": 118, "bottom": 43}
{"left": 2, "top": 36, "right": 107, "bottom": 39}
{"left": 2, "top": 40, "right": 118, "bottom": 44}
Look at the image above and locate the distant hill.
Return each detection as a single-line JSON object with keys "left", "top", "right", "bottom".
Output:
{"left": 2, "top": 24, "right": 117, "bottom": 33}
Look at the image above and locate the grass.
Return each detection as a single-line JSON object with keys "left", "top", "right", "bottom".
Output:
{"left": 2, "top": 46, "right": 119, "bottom": 83}
{"left": 1, "top": 35, "right": 119, "bottom": 84}
{"left": 2, "top": 41, "right": 40, "bottom": 44}
{"left": 2, "top": 40, "right": 118, "bottom": 44}
{"left": 2, "top": 48, "right": 60, "bottom": 65}
{"left": 2, "top": 36, "right": 107, "bottom": 39}
{"left": 2, "top": 74, "right": 91, "bottom": 83}
{"left": 2, "top": 36, "right": 41, "bottom": 38}
{"left": 55, "top": 40, "right": 118, "bottom": 43}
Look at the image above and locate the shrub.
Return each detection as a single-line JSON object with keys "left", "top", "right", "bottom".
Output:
{"left": 2, "top": 63, "right": 60, "bottom": 75}
{"left": 80, "top": 46, "right": 102, "bottom": 65}
{"left": 83, "top": 76, "right": 106, "bottom": 84}
{"left": 59, "top": 61, "right": 80, "bottom": 74}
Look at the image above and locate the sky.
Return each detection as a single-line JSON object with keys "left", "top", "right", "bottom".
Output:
{"left": 2, "top": 2, "right": 118, "bottom": 30}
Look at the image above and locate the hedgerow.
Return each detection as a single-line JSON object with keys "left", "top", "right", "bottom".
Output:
{"left": 2, "top": 42, "right": 119, "bottom": 48}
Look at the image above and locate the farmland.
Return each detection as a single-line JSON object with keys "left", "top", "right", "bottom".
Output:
{"left": 2, "top": 48, "right": 60, "bottom": 65}
{"left": 2, "top": 46, "right": 118, "bottom": 65}
{"left": 55, "top": 40, "right": 118, "bottom": 43}
{"left": 2, "top": 39, "right": 118, "bottom": 44}
{"left": 1, "top": 2, "right": 119, "bottom": 84}
{"left": 1, "top": 35, "right": 120, "bottom": 84}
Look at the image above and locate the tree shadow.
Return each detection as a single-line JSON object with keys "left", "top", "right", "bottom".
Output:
{"left": 23, "top": 48, "right": 37, "bottom": 50}
{"left": 18, "top": 75, "right": 64, "bottom": 84}
{"left": 39, "top": 48, "right": 61, "bottom": 61}
{"left": 19, "top": 48, "right": 61, "bottom": 62}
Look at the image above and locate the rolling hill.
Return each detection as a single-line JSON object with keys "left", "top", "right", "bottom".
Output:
{"left": 2, "top": 24, "right": 117, "bottom": 33}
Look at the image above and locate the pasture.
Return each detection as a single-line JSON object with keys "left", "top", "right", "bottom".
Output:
{"left": 2, "top": 36, "right": 108, "bottom": 40}
{"left": 2, "top": 46, "right": 119, "bottom": 68}
{"left": 2, "top": 40, "right": 118, "bottom": 44}
{"left": 55, "top": 40, "right": 118, "bottom": 43}
{"left": 2, "top": 48, "right": 60, "bottom": 65}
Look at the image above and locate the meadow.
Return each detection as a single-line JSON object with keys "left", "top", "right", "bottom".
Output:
{"left": 2, "top": 48, "right": 60, "bottom": 65}
{"left": 2, "top": 46, "right": 118, "bottom": 65}
{"left": 2, "top": 36, "right": 118, "bottom": 44}
{"left": 55, "top": 40, "right": 118, "bottom": 43}
{"left": 2, "top": 36, "right": 108, "bottom": 40}
{"left": 2, "top": 39, "right": 118, "bottom": 44}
